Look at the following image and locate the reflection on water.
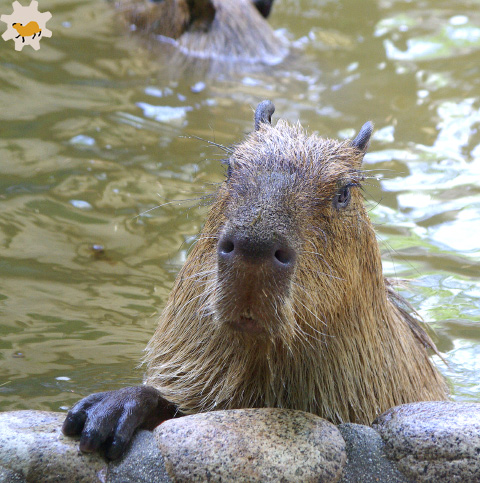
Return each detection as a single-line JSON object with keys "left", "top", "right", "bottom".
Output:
{"left": 0, "top": 0, "right": 479, "bottom": 412}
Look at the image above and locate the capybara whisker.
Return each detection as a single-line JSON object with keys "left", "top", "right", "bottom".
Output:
{"left": 134, "top": 197, "right": 202, "bottom": 219}
{"left": 180, "top": 270, "right": 216, "bottom": 282}
{"left": 185, "top": 135, "right": 234, "bottom": 154}
{"left": 291, "top": 321, "right": 325, "bottom": 350}
{"left": 195, "top": 235, "right": 219, "bottom": 243}
{"left": 293, "top": 298, "right": 329, "bottom": 332}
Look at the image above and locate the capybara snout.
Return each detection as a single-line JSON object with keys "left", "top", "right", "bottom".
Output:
{"left": 217, "top": 231, "right": 296, "bottom": 269}
{"left": 216, "top": 221, "right": 298, "bottom": 337}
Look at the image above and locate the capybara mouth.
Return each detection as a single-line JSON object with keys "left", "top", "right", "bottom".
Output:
{"left": 227, "top": 316, "right": 265, "bottom": 335}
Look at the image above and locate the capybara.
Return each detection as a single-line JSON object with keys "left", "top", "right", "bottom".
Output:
{"left": 12, "top": 22, "right": 41, "bottom": 43}
{"left": 116, "top": 0, "right": 287, "bottom": 63}
{"left": 63, "top": 101, "right": 448, "bottom": 460}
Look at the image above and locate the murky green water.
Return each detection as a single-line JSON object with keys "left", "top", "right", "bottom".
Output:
{"left": 1, "top": 0, "right": 479, "bottom": 412}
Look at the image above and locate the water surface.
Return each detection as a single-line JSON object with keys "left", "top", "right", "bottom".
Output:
{"left": 1, "top": 0, "right": 479, "bottom": 412}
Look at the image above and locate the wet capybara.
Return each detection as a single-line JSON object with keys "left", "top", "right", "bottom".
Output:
{"left": 63, "top": 101, "right": 448, "bottom": 460}
{"left": 116, "top": 0, "right": 287, "bottom": 63}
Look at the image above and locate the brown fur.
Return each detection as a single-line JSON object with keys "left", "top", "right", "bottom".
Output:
{"left": 116, "top": 0, "right": 287, "bottom": 63}
{"left": 144, "top": 116, "right": 448, "bottom": 425}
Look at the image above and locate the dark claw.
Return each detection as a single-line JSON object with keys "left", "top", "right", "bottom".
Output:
{"left": 62, "top": 392, "right": 107, "bottom": 435}
{"left": 80, "top": 429, "right": 105, "bottom": 453}
{"left": 106, "top": 436, "right": 128, "bottom": 461}
{"left": 62, "top": 411, "right": 87, "bottom": 436}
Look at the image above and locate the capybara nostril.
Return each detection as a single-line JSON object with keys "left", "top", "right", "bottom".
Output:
{"left": 274, "top": 248, "right": 294, "bottom": 266}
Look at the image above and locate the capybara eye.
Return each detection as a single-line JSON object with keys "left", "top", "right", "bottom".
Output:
{"left": 334, "top": 185, "right": 351, "bottom": 209}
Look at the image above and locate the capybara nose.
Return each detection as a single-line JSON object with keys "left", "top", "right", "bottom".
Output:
{"left": 217, "top": 233, "right": 296, "bottom": 271}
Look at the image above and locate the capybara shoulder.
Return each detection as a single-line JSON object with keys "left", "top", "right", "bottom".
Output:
{"left": 143, "top": 101, "right": 448, "bottom": 425}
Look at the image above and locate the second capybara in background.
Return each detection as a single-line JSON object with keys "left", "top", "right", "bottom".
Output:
{"left": 116, "top": 0, "right": 287, "bottom": 64}
{"left": 63, "top": 101, "right": 448, "bottom": 460}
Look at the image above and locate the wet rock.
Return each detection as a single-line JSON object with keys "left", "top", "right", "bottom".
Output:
{"left": 155, "top": 408, "right": 347, "bottom": 482}
{"left": 373, "top": 401, "right": 480, "bottom": 483}
{"left": 338, "top": 423, "right": 412, "bottom": 483}
{"left": 0, "top": 411, "right": 107, "bottom": 483}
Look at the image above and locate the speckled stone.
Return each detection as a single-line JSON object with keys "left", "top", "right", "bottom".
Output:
{"left": 155, "top": 408, "right": 347, "bottom": 483}
{"left": 107, "top": 429, "right": 171, "bottom": 483}
{"left": 0, "top": 465, "right": 26, "bottom": 483}
{"left": 373, "top": 401, "right": 480, "bottom": 483}
{"left": 0, "top": 411, "right": 107, "bottom": 483}
{"left": 338, "top": 423, "right": 411, "bottom": 483}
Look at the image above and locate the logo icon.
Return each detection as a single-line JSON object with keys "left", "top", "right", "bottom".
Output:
{"left": 1, "top": 1, "right": 52, "bottom": 51}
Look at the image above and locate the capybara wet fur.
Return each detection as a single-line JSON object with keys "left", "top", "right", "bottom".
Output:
{"left": 116, "top": 0, "right": 287, "bottom": 63}
{"left": 63, "top": 101, "right": 448, "bottom": 459}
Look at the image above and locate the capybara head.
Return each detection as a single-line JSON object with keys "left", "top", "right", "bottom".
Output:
{"left": 117, "top": 0, "right": 286, "bottom": 63}
{"left": 144, "top": 101, "right": 448, "bottom": 424}
{"left": 213, "top": 100, "right": 375, "bottom": 343}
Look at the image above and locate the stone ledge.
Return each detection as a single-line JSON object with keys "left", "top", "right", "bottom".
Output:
{"left": 0, "top": 409, "right": 345, "bottom": 483}
{"left": 0, "top": 403, "right": 479, "bottom": 482}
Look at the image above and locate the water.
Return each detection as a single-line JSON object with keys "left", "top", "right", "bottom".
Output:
{"left": 0, "top": 0, "right": 479, "bottom": 413}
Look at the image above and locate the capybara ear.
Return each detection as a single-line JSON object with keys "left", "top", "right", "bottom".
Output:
{"left": 186, "top": 0, "right": 216, "bottom": 30}
{"left": 252, "top": 0, "right": 275, "bottom": 18}
{"left": 254, "top": 100, "right": 275, "bottom": 131}
{"left": 351, "top": 121, "right": 374, "bottom": 153}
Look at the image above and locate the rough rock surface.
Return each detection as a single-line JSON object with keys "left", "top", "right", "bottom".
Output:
{"left": 338, "top": 423, "right": 412, "bottom": 483}
{"left": 107, "top": 429, "right": 171, "bottom": 483}
{"left": 3, "top": 405, "right": 478, "bottom": 483}
{"left": 155, "top": 408, "right": 347, "bottom": 483}
{"left": 0, "top": 409, "right": 347, "bottom": 483}
{"left": 0, "top": 410, "right": 107, "bottom": 483}
{"left": 373, "top": 401, "right": 480, "bottom": 483}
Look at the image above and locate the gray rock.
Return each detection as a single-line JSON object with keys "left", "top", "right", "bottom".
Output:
{"left": 373, "top": 401, "right": 480, "bottom": 483}
{"left": 155, "top": 408, "right": 347, "bottom": 483}
{"left": 0, "top": 465, "right": 26, "bottom": 483}
{"left": 338, "top": 423, "right": 412, "bottom": 483}
{"left": 0, "top": 410, "right": 108, "bottom": 483}
{"left": 107, "top": 429, "right": 171, "bottom": 483}
{"left": 0, "top": 409, "right": 347, "bottom": 483}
